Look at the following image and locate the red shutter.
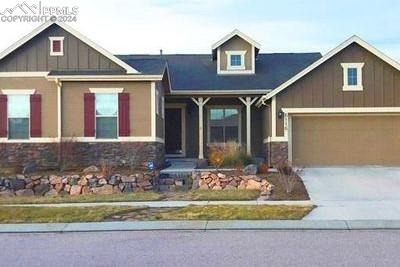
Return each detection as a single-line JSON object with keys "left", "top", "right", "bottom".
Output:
{"left": 30, "top": 94, "right": 42, "bottom": 137}
{"left": 84, "top": 93, "right": 95, "bottom": 137}
{"left": 118, "top": 93, "right": 130, "bottom": 136}
{"left": 0, "top": 95, "right": 7, "bottom": 137}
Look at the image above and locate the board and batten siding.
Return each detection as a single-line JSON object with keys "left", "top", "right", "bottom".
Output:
{"left": 62, "top": 81, "right": 152, "bottom": 137}
{"left": 0, "top": 24, "right": 124, "bottom": 72}
{"left": 275, "top": 43, "right": 400, "bottom": 136}
{"left": 219, "top": 36, "right": 253, "bottom": 71}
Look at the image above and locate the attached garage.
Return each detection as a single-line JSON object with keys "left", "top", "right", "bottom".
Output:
{"left": 291, "top": 114, "right": 400, "bottom": 166}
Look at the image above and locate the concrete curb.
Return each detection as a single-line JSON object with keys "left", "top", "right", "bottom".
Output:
{"left": 1, "top": 200, "right": 314, "bottom": 208}
{"left": 1, "top": 220, "right": 400, "bottom": 233}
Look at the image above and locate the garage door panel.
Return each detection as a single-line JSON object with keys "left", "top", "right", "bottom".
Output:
{"left": 292, "top": 115, "right": 400, "bottom": 166}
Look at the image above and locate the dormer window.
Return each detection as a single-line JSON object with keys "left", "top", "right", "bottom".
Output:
{"left": 226, "top": 51, "right": 246, "bottom": 70}
{"left": 49, "top": 37, "right": 64, "bottom": 56}
{"left": 341, "top": 63, "right": 364, "bottom": 91}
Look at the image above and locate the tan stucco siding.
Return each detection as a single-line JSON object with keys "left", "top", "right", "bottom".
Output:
{"left": 0, "top": 24, "right": 123, "bottom": 72}
{"left": 62, "top": 81, "right": 152, "bottom": 137}
{"left": 155, "top": 81, "right": 164, "bottom": 139}
{"left": 0, "top": 77, "right": 57, "bottom": 137}
{"left": 219, "top": 36, "right": 253, "bottom": 71}
{"left": 275, "top": 43, "right": 400, "bottom": 136}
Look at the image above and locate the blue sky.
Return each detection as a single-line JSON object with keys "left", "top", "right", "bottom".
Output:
{"left": 0, "top": 0, "right": 400, "bottom": 60}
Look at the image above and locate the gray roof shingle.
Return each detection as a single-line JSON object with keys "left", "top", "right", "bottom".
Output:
{"left": 117, "top": 53, "right": 322, "bottom": 91}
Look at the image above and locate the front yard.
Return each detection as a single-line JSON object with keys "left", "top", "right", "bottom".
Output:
{"left": 0, "top": 205, "right": 314, "bottom": 223}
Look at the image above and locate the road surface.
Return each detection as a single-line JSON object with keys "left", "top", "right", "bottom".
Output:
{"left": 0, "top": 230, "right": 399, "bottom": 266}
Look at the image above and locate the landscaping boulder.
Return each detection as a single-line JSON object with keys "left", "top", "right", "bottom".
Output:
{"left": 70, "top": 185, "right": 82, "bottom": 196}
{"left": 98, "top": 178, "right": 108, "bottom": 185}
{"left": 243, "top": 164, "right": 258, "bottom": 175}
{"left": 122, "top": 183, "right": 133, "bottom": 193}
{"left": 15, "top": 189, "right": 34, "bottom": 197}
{"left": 108, "top": 175, "right": 119, "bottom": 185}
{"left": 9, "top": 179, "right": 26, "bottom": 191}
{"left": 83, "top": 166, "right": 99, "bottom": 173}
{"left": 49, "top": 175, "right": 62, "bottom": 185}
{"left": 246, "top": 180, "right": 261, "bottom": 190}
{"left": 91, "top": 185, "right": 113, "bottom": 195}
{"left": 45, "top": 189, "right": 58, "bottom": 197}
{"left": 33, "top": 184, "right": 50, "bottom": 196}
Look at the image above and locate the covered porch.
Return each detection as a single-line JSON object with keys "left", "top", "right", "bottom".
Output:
{"left": 164, "top": 95, "right": 265, "bottom": 160}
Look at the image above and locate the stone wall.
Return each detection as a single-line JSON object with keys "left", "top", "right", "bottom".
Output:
{"left": 265, "top": 142, "right": 288, "bottom": 167}
{"left": 0, "top": 171, "right": 158, "bottom": 197}
{"left": 0, "top": 141, "right": 165, "bottom": 170}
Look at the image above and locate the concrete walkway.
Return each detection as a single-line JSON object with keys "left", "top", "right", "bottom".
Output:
{"left": 1, "top": 220, "right": 400, "bottom": 233}
{"left": 2, "top": 200, "right": 313, "bottom": 208}
{"left": 302, "top": 167, "right": 400, "bottom": 220}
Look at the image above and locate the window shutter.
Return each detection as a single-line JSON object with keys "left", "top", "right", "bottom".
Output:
{"left": 0, "top": 95, "right": 7, "bottom": 137}
{"left": 30, "top": 94, "right": 42, "bottom": 137}
{"left": 84, "top": 93, "right": 95, "bottom": 137}
{"left": 118, "top": 93, "right": 130, "bottom": 136}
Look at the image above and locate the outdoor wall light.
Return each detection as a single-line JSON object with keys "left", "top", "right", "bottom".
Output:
{"left": 278, "top": 109, "right": 284, "bottom": 119}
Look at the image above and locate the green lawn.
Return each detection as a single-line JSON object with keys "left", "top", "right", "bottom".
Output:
{"left": 111, "top": 205, "right": 314, "bottom": 221}
{"left": 0, "top": 190, "right": 260, "bottom": 205}
{"left": 0, "top": 206, "right": 142, "bottom": 223}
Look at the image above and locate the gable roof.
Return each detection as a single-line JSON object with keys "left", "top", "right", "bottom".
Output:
{"left": 257, "top": 35, "right": 400, "bottom": 105}
{"left": 119, "top": 53, "right": 321, "bottom": 93}
{"left": 0, "top": 20, "right": 139, "bottom": 74}
{"left": 211, "top": 29, "right": 261, "bottom": 50}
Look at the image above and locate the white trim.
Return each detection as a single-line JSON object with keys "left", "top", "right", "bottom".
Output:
{"left": 47, "top": 75, "right": 162, "bottom": 81}
{"left": 0, "top": 21, "right": 139, "bottom": 74}
{"left": 225, "top": 50, "right": 246, "bottom": 70}
{"left": 217, "top": 47, "right": 221, "bottom": 74}
{"left": 1, "top": 89, "right": 35, "bottom": 95}
{"left": 191, "top": 97, "right": 211, "bottom": 159}
{"left": 156, "top": 89, "right": 160, "bottom": 115}
{"left": 341, "top": 62, "right": 364, "bottom": 91}
{"left": 263, "top": 136, "right": 288, "bottom": 143}
{"left": 0, "top": 72, "right": 48, "bottom": 77}
{"left": 161, "top": 96, "right": 165, "bottom": 119}
{"left": 165, "top": 103, "right": 186, "bottom": 157}
{"left": 251, "top": 45, "right": 255, "bottom": 74}
{"left": 218, "top": 70, "right": 254, "bottom": 75}
{"left": 0, "top": 137, "right": 59, "bottom": 143}
{"left": 211, "top": 29, "right": 261, "bottom": 50}
{"left": 169, "top": 89, "right": 271, "bottom": 95}
{"left": 238, "top": 96, "right": 258, "bottom": 155}
{"left": 49, "top": 36, "right": 64, "bottom": 56}
{"left": 258, "top": 35, "right": 400, "bottom": 105}
{"left": 282, "top": 107, "right": 400, "bottom": 114}
{"left": 56, "top": 79, "right": 62, "bottom": 140}
{"left": 271, "top": 96, "right": 277, "bottom": 137}
{"left": 151, "top": 82, "right": 156, "bottom": 139}
{"left": 89, "top": 88, "right": 124, "bottom": 94}
{"left": 63, "top": 136, "right": 164, "bottom": 143}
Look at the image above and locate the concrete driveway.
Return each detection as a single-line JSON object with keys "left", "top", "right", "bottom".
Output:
{"left": 302, "top": 167, "right": 400, "bottom": 220}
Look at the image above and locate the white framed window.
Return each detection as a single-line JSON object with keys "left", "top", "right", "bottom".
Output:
{"left": 8, "top": 95, "right": 30, "bottom": 140}
{"left": 49, "top": 36, "right": 64, "bottom": 56}
{"left": 95, "top": 93, "right": 118, "bottom": 139}
{"left": 207, "top": 107, "right": 241, "bottom": 144}
{"left": 225, "top": 50, "right": 246, "bottom": 70}
{"left": 341, "top": 63, "right": 364, "bottom": 91}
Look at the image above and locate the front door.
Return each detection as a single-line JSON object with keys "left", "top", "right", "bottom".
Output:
{"left": 165, "top": 107, "right": 185, "bottom": 156}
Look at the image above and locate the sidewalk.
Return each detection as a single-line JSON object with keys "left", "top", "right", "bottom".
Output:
{"left": 2, "top": 200, "right": 313, "bottom": 208}
{"left": 1, "top": 220, "right": 400, "bottom": 233}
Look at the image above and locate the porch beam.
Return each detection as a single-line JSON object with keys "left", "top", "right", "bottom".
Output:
{"left": 238, "top": 96, "right": 258, "bottom": 155}
{"left": 191, "top": 97, "right": 211, "bottom": 159}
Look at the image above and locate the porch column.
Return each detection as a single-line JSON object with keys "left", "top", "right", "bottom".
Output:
{"left": 191, "top": 97, "right": 211, "bottom": 159}
{"left": 239, "top": 96, "right": 258, "bottom": 155}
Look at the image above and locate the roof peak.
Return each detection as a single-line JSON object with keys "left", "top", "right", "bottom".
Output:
{"left": 211, "top": 29, "right": 261, "bottom": 50}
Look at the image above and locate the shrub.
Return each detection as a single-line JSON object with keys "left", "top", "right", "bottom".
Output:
{"left": 208, "top": 142, "right": 253, "bottom": 169}
{"left": 100, "top": 159, "right": 114, "bottom": 179}
{"left": 276, "top": 160, "right": 302, "bottom": 195}
{"left": 58, "top": 137, "right": 77, "bottom": 172}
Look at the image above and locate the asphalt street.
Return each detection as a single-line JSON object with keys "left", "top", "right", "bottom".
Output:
{"left": 0, "top": 230, "right": 399, "bottom": 267}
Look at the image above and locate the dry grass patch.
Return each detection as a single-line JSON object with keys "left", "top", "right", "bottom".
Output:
{"left": 0, "top": 206, "right": 143, "bottom": 223}
{"left": 111, "top": 205, "right": 314, "bottom": 221}
{"left": 265, "top": 173, "right": 310, "bottom": 200}
{"left": 164, "top": 189, "right": 260, "bottom": 201}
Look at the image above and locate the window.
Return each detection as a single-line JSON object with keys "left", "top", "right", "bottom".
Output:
{"left": 95, "top": 94, "right": 118, "bottom": 139}
{"left": 49, "top": 37, "right": 64, "bottom": 56}
{"left": 225, "top": 51, "right": 246, "bottom": 70}
{"left": 208, "top": 108, "right": 240, "bottom": 143}
{"left": 341, "top": 63, "right": 364, "bottom": 91}
{"left": 230, "top": 55, "right": 242, "bottom": 66}
{"left": 8, "top": 95, "right": 30, "bottom": 139}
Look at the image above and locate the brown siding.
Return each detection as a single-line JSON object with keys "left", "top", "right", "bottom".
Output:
{"left": 219, "top": 36, "right": 253, "bottom": 71}
{"left": 275, "top": 43, "right": 400, "bottom": 136}
{"left": 0, "top": 77, "right": 57, "bottom": 137}
{"left": 0, "top": 24, "right": 123, "bottom": 72}
{"left": 62, "top": 81, "right": 151, "bottom": 137}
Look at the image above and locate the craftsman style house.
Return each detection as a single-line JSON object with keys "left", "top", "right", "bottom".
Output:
{"left": 1, "top": 20, "right": 400, "bottom": 169}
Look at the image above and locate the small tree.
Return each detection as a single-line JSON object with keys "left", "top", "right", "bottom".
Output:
{"left": 276, "top": 160, "right": 302, "bottom": 195}
{"left": 58, "top": 137, "right": 77, "bottom": 172}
